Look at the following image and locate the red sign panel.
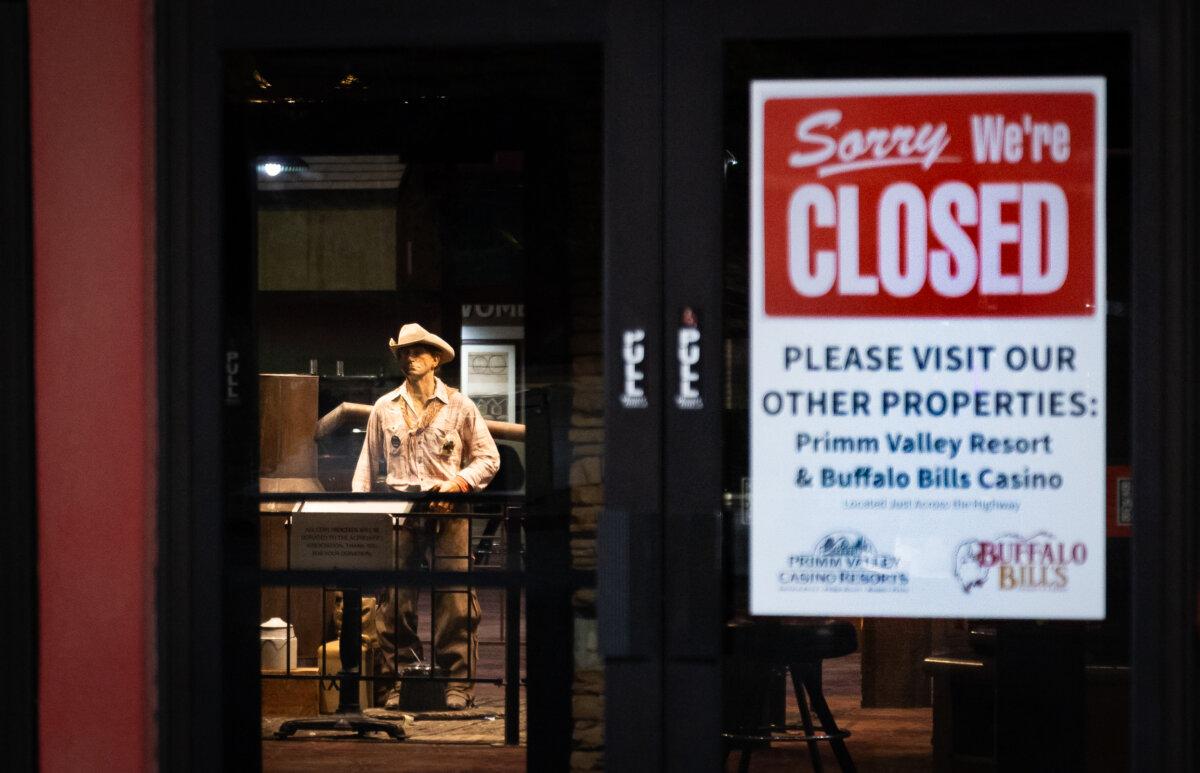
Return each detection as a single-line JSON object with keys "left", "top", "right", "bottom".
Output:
{"left": 762, "top": 92, "right": 1097, "bottom": 317}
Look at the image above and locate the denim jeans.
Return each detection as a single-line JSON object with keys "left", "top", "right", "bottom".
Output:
{"left": 372, "top": 514, "right": 480, "bottom": 699}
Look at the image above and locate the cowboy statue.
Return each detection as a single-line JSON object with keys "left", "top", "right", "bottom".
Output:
{"left": 352, "top": 323, "right": 500, "bottom": 710}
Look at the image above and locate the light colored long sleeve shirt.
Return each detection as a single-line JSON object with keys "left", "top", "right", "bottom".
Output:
{"left": 351, "top": 379, "right": 500, "bottom": 493}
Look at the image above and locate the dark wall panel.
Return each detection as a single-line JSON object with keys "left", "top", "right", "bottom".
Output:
{"left": 0, "top": 1, "right": 36, "bottom": 769}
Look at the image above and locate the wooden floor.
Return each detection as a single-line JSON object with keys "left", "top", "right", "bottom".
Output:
{"left": 264, "top": 741, "right": 526, "bottom": 773}
{"left": 263, "top": 658, "right": 933, "bottom": 771}
{"left": 263, "top": 593, "right": 933, "bottom": 771}
{"left": 723, "top": 652, "right": 933, "bottom": 772}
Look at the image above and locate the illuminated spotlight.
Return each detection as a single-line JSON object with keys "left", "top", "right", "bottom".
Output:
{"left": 256, "top": 157, "right": 309, "bottom": 178}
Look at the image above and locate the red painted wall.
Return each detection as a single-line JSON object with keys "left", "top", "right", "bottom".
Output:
{"left": 29, "top": 1, "right": 154, "bottom": 770}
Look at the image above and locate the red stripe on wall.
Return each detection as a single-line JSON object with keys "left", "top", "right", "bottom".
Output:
{"left": 29, "top": 1, "right": 153, "bottom": 770}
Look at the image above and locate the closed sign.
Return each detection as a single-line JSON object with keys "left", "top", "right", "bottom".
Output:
{"left": 750, "top": 78, "right": 1106, "bottom": 619}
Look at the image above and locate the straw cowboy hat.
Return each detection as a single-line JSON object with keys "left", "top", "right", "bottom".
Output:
{"left": 388, "top": 322, "right": 455, "bottom": 364}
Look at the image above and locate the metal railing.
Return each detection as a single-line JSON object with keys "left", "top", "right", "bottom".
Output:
{"left": 259, "top": 491, "right": 526, "bottom": 745}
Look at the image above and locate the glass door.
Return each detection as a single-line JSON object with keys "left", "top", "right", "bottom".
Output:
{"left": 716, "top": 33, "right": 1132, "bottom": 772}
{"left": 219, "top": 46, "right": 602, "bottom": 770}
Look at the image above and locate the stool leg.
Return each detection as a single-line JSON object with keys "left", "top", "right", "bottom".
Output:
{"left": 738, "top": 747, "right": 753, "bottom": 773}
{"left": 789, "top": 664, "right": 825, "bottom": 772}
{"left": 740, "top": 664, "right": 776, "bottom": 771}
{"left": 799, "top": 662, "right": 856, "bottom": 773}
{"left": 727, "top": 658, "right": 768, "bottom": 771}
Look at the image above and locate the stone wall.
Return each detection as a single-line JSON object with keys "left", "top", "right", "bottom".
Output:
{"left": 569, "top": 280, "right": 604, "bottom": 770}
{"left": 566, "top": 112, "right": 605, "bottom": 771}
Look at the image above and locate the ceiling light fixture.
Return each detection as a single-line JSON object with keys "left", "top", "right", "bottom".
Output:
{"left": 256, "top": 157, "right": 310, "bottom": 179}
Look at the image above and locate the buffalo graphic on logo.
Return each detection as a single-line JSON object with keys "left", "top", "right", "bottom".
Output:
{"left": 952, "top": 539, "right": 989, "bottom": 592}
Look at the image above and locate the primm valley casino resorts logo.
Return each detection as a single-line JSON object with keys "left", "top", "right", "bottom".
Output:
{"left": 953, "top": 532, "right": 1088, "bottom": 593}
{"left": 779, "top": 531, "right": 908, "bottom": 592}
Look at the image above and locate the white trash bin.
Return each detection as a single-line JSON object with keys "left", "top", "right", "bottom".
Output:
{"left": 260, "top": 617, "right": 298, "bottom": 671}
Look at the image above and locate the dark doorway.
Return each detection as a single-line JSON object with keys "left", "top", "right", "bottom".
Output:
{"left": 221, "top": 46, "right": 601, "bottom": 770}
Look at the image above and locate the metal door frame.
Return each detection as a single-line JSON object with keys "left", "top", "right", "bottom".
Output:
{"left": 0, "top": 1, "right": 36, "bottom": 768}
{"left": 157, "top": 2, "right": 607, "bottom": 769}
{"left": 601, "top": 1, "right": 1198, "bottom": 770}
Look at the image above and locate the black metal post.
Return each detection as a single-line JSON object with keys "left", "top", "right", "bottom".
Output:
{"left": 0, "top": 3, "right": 36, "bottom": 767}
{"left": 336, "top": 586, "right": 362, "bottom": 713}
{"left": 504, "top": 508, "right": 522, "bottom": 745}
{"left": 994, "top": 622, "right": 1085, "bottom": 770}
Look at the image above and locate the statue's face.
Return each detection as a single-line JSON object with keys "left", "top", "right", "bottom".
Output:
{"left": 401, "top": 344, "right": 440, "bottom": 378}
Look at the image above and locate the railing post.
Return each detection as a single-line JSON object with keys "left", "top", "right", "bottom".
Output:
{"left": 504, "top": 505, "right": 523, "bottom": 745}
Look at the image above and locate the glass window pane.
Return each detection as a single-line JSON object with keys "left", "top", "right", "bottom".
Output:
{"left": 722, "top": 35, "right": 1130, "bottom": 769}
{"left": 224, "top": 47, "right": 602, "bottom": 766}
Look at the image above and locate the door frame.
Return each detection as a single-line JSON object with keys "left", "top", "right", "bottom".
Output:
{"left": 602, "top": 1, "right": 1197, "bottom": 770}
{"left": 157, "top": 2, "right": 609, "bottom": 769}
{"left": 0, "top": 1, "right": 37, "bottom": 768}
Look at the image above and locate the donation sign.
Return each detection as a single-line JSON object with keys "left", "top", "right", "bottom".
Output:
{"left": 750, "top": 78, "right": 1105, "bottom": 618}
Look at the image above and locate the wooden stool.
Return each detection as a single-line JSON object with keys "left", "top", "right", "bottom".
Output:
{"left": 723, "top": 620, "right": 857, "bottom": 772}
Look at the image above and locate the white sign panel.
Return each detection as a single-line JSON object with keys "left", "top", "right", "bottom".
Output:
{"left": 750, "top": 78, "right": 1106, "bottom": 619}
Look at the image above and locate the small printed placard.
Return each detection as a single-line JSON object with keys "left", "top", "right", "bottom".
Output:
{"left": 290, "top": 512, "right": 395, "bottom": 570}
